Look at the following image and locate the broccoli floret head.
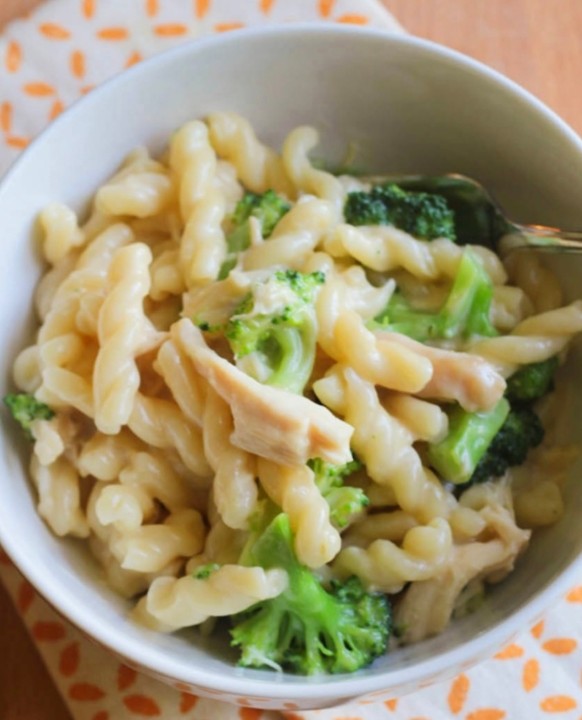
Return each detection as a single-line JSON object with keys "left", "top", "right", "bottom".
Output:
{"left": 505, "top": 357, "right": 559, "bottom": 404}
{"left": 343, "top": 191, "right": 389, "bottom": 226}
{"left": 3, "top": 393, "right": 54, "bottom": 439}
{"left": 373, "top": 249, "right": 497, "bottom": 342}
{"left": 470, "top": 406, "right": 544, "bottom": 485}
{"left": 344, "top": 183, "right": 456, "bottom": 241}
{"left": 193, "top": 563, "right": 221, "bottom": 579}
{"left": 219, "top": 190, "right": 291, "bottom": 279}
{"left": 231, "top": 513, "right": 391, "bottom": 675}
{"left": 232, "top": 189, "right": 291, "bottom": 238}
{"left": 308, "top": 457, "right": 368, "bottom": 528}
{"left": 226, "top": 270, "right": 325, "bottom": 394}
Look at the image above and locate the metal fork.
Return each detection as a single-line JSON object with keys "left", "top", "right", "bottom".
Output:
{"left": 364, "top": 173, "right": 582, "bottom": 254}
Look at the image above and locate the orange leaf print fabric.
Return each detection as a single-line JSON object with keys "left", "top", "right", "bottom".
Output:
{"left": 59, "top": 642, "right": 80, "bottom": 677}
{"left": 448, "top": 673, "right": 470, "bottom": 714}
{"left": 16, "top": 579, "right": 35, "bottom": 614}
{"left": 69, "top": 682, "right": 106, "bottom": 701}
{"left": 522, "top": 658, "right": 540, "bottom": 692}
{"left": 0, "top": 0, "right": 399, "bottom": 177}
{"left": 540, "top": 695, "right": 577, "bottom": 712}
{"left": 123, "top": 694, "right": 162, "bottom": 715}
{"left": 1, "top": 3, "right": 582, "bottom": 720}
{"left": 39, "top": 23, "right": 71, "bottom": 40}
{"left": 494, "top": 643, "right": 524, "bottom": 660}
{"left": 542, "top": 638, "right": 577, "bottom": 655}
{"left": 5, "top": 40, "right": 22, "bottom": 73}
{"left": 32, "top": 620, "right": 67, "bottom": 641}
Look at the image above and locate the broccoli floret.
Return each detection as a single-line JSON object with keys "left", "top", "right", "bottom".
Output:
{"left": 344, "top": 182, "right": 456, "bottom": 241}
{"left": 232, "top": 189, "right": 290, "bottom": 237}
{"left": 505, "top": 357, "right": 559, "bottom": 404}
{"left": 427, "top": 398, "right": 510, "bottom": 485}
{"left": 470, "top": 406, "right": 545, "bottom": 485}
{"left": 219, "top": 190, "right": 290, "bottom": 278}
{"left": 308, "top": 457, "right": 368, "bottom": 528}
{"left": 193, "top": 563, "right": 220, "bottom": 579}
{"left": 226, "top": 270, "right": 324, "bottom": 394}
{"left": 3, "top": 393, "right": 54, "bottom": 439}
{"left": 373, "top": 249, "right": 497, "bottom": 341}
{"left": 428, "top": 399, "right": 545, "bottom": 487}
{"left": 231, "top": 513, "right": 391, "bottom": 675}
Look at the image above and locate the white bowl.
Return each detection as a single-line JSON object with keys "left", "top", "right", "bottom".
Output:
{"left": 1, "top": 25, "right": 582, "bottom": 711}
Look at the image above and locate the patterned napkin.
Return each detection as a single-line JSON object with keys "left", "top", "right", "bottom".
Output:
{"left": 2, "top": 2, "right": 582, "bottom": 719}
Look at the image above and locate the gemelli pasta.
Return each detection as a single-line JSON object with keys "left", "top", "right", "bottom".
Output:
{"left": 6, "top": 113, "right": 582, "bottom": 675}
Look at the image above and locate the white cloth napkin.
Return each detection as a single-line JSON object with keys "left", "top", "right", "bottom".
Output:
{"left": 1, "top": 2, "right": 582, "bottom": 719}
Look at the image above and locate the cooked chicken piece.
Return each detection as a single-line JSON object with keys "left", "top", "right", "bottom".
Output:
{"left": 394, "top": 501, "right": 530, "bottom": 644}
{"left": 171, "top": 319, "right": 354, "bottom": 466}
{"left": 375, "top": 331, "right": 506, "bottom": 412}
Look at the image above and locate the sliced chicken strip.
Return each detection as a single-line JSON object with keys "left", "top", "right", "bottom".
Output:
{"left": 171, "top": 319, "right": 354, "bottom": 466}
{"left": 375, "top": 331, "right": 506, "bottom": 412}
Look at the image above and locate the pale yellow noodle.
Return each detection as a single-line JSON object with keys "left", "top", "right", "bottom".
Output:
{"left": 154, "top": 337, "right": 207, "bottom": 427}
{"left": 333, "top": 518, "right": 453, "bottom": 593}
{"left": 30, "top": 455, "right": 89, "bottom": 538}
{"left": 96, "top": 171, "right": 174, "bottom": 219}
{"left": 149, "top": 245, "right": 185, "bottom": 301}
{"left": 314, "top": 366, "right": 453, "bottom": 522}
{"left": 13, "top": 345, "right": 42, "bottom": 393}
{"left": 491, "top": 285, "right": 533, "bottom": 332}
{"left": 242, "top": 198, "right": 336, "bottom": 271}
{"left": 93, "top": 243, "right": 153, "bottom": 434}
{"left": 314, "top": 261, "right": 395, "bottom": 360}
{"left": 77, "top": 429, "right": 143, "bottom": 480}
{"left": 469, "top": 301, "right": 582, "bottom": 376}
{"left": 381, "top": 393, "right": 448, "bottom": 443}
{"left": 109, "top": 508, "right": 205, "bottom": 573}
{"left": 281, "top": 126, "right": 344, "bottom": 209}
{"left": 169, "top": 120, "right": 227, "bottom": 286}
{"left": 40, "top": 203, "right": 85, "bottom": 264}
{"left": 128, "top": 392, "right": 211, "bottom": 480}
{"left": 332, "top": 310, "right": 433, "bottom": 393}
{"left": 343, "top": 511, "right": 418, "bottom": 548}
{"left": 504, "top": 247, "right": 563, "bottom": 313}
{"left": 134, "top": 565, "right": 288, "bottom": 632}
{"left": 207, "top": 111, "right": 294, "bottom": 196}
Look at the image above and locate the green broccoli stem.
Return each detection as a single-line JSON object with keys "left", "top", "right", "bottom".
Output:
{"left": 427, "top": 398, "right": 510, "bottom": 485}
{"left": 265, "top": 325, "right": 316, "bottom": 394}
{"left": 374, "top": 249, "right": 497, "bottom": 342}
{"left": 218, "top": 224, "right": 250, "bottom": 279}
{"left": 439, "top": 249, "right": 497, "bottom": 338}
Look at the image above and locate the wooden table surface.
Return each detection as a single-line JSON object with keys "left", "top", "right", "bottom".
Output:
{"left": 1, "top": 1, "right": 581, "bottom": 718}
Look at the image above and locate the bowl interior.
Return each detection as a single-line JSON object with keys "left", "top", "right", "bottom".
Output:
{"left": 1, "top": 26, "right": 582, "bottom": 705}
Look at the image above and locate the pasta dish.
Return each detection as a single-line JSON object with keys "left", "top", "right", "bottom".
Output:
{"left": 5, "top": 113, "right": 582, "bottom": 675}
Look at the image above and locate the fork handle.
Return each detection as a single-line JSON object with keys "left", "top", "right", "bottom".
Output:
{"left": 512, "top": 223, "right": 582, "bottom": 250}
